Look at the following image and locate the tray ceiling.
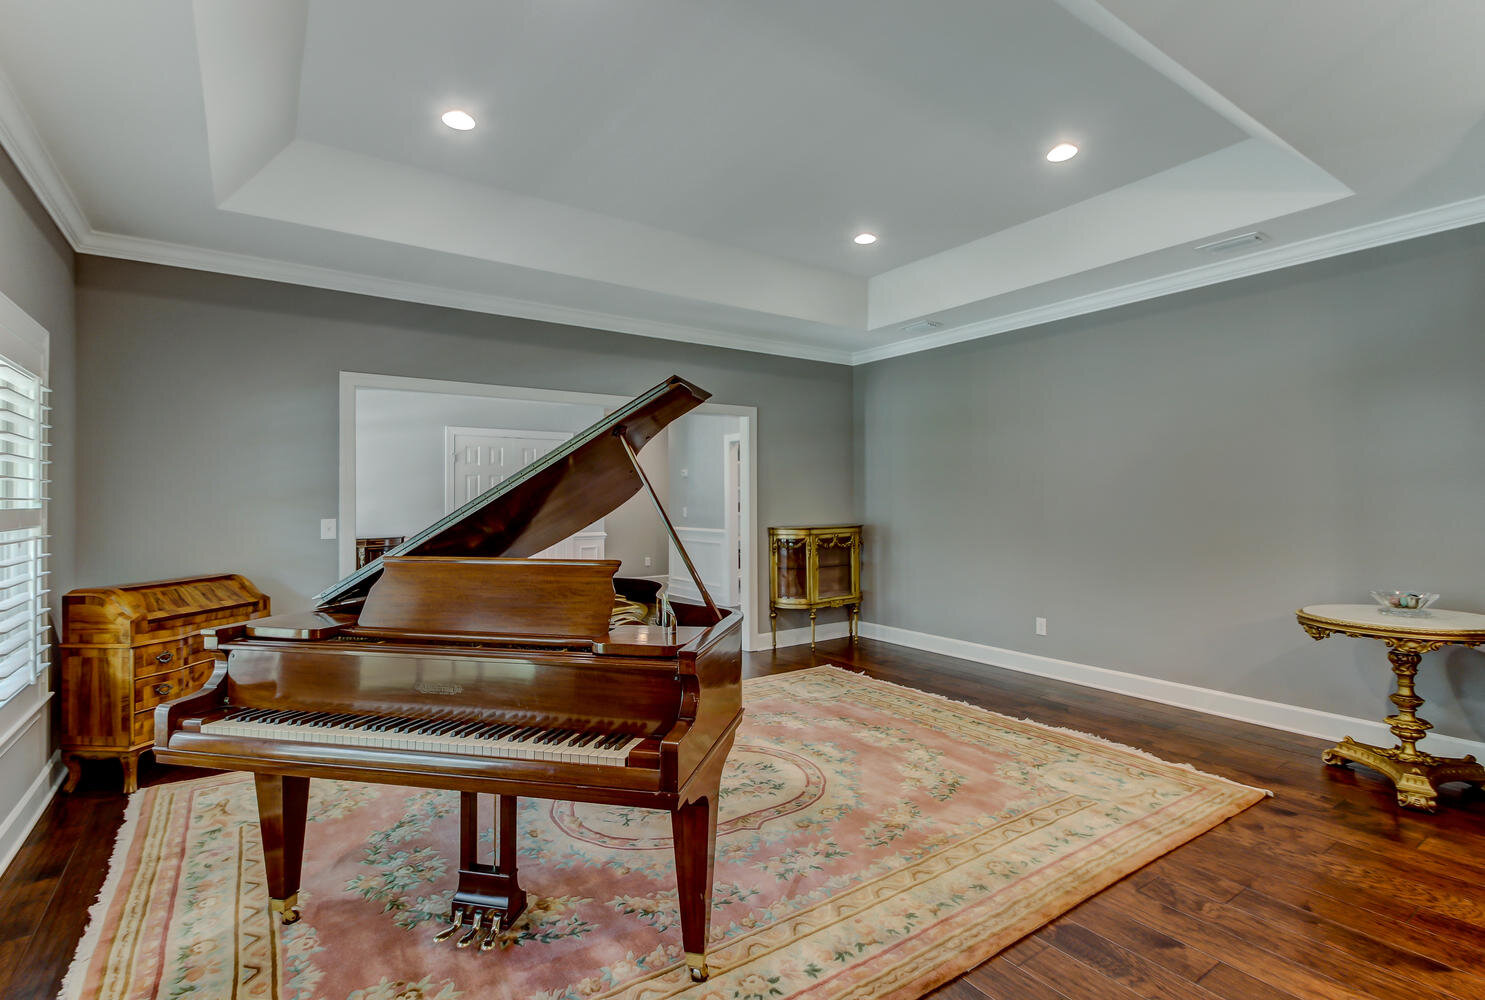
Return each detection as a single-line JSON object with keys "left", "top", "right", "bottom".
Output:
{"left": 1, "top": 0, "right": 1482, "bottom": 363}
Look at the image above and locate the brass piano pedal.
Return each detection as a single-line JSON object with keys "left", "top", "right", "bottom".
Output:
{"left": 432, "top": 910, "right": 464, "bottom": 943}
{"left": 685, "top": 952, "right": 710, "bottom": 983}
{"left": 478, "top": 918, "right": 505, "bottom": 951}
{"left": 456, "top": 912, "right": 486, "bottom": 949}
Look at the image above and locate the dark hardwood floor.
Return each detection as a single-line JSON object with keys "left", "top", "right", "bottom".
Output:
{"left": 5, "top": 637, "right": 1484, "bottom": 999}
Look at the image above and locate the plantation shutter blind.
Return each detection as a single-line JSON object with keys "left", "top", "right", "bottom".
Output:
{"left": 0, "top": 354, "right": 48, "bottom": 706}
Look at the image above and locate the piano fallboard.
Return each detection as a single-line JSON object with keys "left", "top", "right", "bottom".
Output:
{"left": 214, "top": 642, "right": 690, "bottom": 736}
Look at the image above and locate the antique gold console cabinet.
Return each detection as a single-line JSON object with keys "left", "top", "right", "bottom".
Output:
{"left": 768, "top": 525, "right": 861, "bottom": 648}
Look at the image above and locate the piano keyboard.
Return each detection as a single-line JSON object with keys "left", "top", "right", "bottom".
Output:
{"left": 201, "top": 709, "right": 644, "bottom": 766}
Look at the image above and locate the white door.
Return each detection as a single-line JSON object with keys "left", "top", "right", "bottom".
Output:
{"left": 444, "top": 427, "right": 605, "bottom": 559}
{"left": 723, "top": 434, "right": 743, "bottom": 607}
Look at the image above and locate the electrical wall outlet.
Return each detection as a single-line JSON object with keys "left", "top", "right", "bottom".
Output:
{"left": 644, "top": 555, "right": 652, "bottom": 568}
{"left": 1035, "top": 617, "right": 1048, "bottom": 636}
{"left": 320, "top": 518, "right": 337, "bottom": 540}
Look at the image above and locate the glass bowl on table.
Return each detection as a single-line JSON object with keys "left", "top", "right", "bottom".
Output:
{"left": 1370, "top": 590, "right": 1440, "bottom": 617}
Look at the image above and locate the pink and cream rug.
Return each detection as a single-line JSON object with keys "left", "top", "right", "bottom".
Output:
{"left": 62, "top": 665, "right": 1266, "bottom": 1000}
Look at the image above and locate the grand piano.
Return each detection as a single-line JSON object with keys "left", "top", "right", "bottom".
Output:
{"left": 154, "top": 376, "right": 741, "bottom": 983}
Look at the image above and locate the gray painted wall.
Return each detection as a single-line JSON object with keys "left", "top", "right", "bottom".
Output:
{"left": 0, "top": 144, "right": 73, "bottom": 869}
{"left": 668, "top": 412, "right": 741, "bottom": 531}
{"left": 856, "top": 222, "right": 1485, "bottom": 742}
{"left": 74, "top": 257, "right": 855, "bottom": 631}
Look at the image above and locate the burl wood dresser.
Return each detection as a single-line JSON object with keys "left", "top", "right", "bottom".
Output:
{"left": 59, "top": 574, "right": 270, "bottom": 792}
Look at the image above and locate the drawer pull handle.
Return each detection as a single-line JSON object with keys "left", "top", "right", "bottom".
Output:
{"left": 153, "top": 682, "right": 172, "bottom": 696}
{"left": 154, "top": 651, "right": 174, "bottom": 665}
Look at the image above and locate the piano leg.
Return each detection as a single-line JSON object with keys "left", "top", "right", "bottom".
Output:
{"left": 253, "top": 773, "right": 309, "bottom": 925}
{"left": 440, "top": 792, "right": 527, "bottom": 950}
{"left": 672, "top": 790, "right": 719, "bottom": 983}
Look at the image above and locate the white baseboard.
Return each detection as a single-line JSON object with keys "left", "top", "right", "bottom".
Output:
{"left": 857, "top": 622, "right": 1485, "bottom": 760}
{"left": 0, "top": 750, "right": 66, "bottom": 878}
{"left": 756, "top": 620, "right": 853, "bottom": 652}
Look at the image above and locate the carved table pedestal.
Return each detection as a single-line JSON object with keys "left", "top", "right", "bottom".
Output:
{"left": 1297, "top": 603, "right": 1485, "bottom": 812}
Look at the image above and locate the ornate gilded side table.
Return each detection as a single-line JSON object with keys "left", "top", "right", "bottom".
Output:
{"left": 1296, "top": 604, "right": 1485, "bottom": 812}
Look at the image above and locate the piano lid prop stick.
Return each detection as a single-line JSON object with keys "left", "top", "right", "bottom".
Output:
{"left": 617, "top": 432, "right": 721, "bottom": 620}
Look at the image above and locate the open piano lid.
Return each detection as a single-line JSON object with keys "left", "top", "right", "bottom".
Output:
{"left": 315, "top": 375, "right": 710, "bottom": 609}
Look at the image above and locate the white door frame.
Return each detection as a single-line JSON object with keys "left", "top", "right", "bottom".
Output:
{"left": 338, "top": 371, "right": 765, "bottom": 650}
{"left": 722, "top": 432, "right": 742, "bottom": 608}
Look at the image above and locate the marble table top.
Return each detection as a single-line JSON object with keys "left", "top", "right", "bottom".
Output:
{"left": 1299, "top": 603, "right": 1485, "bottom": 637}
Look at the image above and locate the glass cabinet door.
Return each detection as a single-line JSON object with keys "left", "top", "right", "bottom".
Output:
{"left": 813, "top": 536, "right": 856, "bottom": 601}
{"left": 774, "top": 538, "right": 810, "bottom": 601}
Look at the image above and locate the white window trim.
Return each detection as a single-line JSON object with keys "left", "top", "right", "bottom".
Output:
{"left": 0, "top": 290, "right": 49, "bottom": 711}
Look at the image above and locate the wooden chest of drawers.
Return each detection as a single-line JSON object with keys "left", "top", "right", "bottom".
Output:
{"left": 59, "top": 573, "right": 270, "bottom": 792}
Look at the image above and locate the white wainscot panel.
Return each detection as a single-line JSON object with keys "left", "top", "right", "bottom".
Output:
{"left": 668, "top": 527, "right": 728, "bottom": 606}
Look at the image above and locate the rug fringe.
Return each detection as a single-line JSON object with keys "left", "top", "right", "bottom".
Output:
{"left": 763, "top": 663, "right": 1274, "bottom": 800}
{"left": 57, "top": 789, "right": 147, "bottom": 1000}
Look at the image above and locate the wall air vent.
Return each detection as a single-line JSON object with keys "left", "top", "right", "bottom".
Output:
{"left": 901, "top": 319, "right": 945, "bottom": 335}
{"left": 1194, "top": 231, "right": 1268, "bottom": 254}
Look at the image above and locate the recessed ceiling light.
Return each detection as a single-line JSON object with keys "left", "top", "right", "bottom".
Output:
{"left": 853, "top": 232, "right": 878, "bottom": 245}
{"left": 441, "top": 109, "right": 477, "bottom": 131}
{"left": 1046, "top": 142, "right": 1079, "bottom": 162}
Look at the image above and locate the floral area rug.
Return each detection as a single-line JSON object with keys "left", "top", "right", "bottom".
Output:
{"left": 62, "top": 665, "right": 1266, "bottom": 1000}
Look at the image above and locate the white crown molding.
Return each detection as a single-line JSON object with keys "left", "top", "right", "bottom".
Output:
{"left": 0, "top": 64, "right": 89, "bottom": 247}
{"left": 78, "top": 229, "right": 855, "bottom": 365}
{"left": 857, "top": 622, "right": 1485, "bottom": 761}
{"left": 852, "top": 191, "right": 1485, "bottom": 365}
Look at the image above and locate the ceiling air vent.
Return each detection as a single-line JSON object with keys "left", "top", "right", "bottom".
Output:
{"left": 901, "top": 319, "right": 944, "bottom": 335}
{"left": 1194, "top": 231, "right": 1268, "bottom": 254}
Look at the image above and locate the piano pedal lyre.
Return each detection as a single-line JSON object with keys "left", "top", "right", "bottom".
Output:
{"left": 432, "top": 907, "right": 464, "bottom": 943}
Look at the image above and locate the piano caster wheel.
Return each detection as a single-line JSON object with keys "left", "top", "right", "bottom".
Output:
{"left": 269, "top": 894, "right": 300, "bottom": 926}
{"left": 456, "top": 913, "right": 486, "bottom": 949}
{"left": 685, "top": 953, "right": 710, "bottom": 983}
{"left": 433, "top": 910, "right": 465, "bottom": 943}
